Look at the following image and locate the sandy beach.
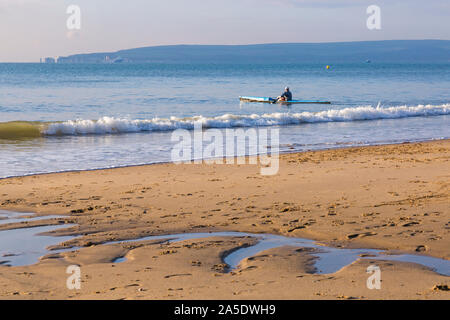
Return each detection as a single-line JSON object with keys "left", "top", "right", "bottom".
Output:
{"left": 0, "top": 140, "right": 448, "bottom": 300}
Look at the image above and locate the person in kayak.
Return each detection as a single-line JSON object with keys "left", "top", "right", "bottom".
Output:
{"left": 276, "top": 87, "right": 292, "bottom": 102}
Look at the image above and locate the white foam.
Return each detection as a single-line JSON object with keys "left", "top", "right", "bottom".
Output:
{"left": 43, "top": 104, "right": 450, "bottom": 136}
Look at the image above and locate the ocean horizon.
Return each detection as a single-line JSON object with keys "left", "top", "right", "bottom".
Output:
{"left": 0, "top": 61, "right": 449, "bottom": 178}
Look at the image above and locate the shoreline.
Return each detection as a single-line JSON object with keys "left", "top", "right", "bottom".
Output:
{"left": 0, "top": 139, "right": 448, "bottom": 299}
{"left": 0, "top": 136, "right": 447, "bottom": 181}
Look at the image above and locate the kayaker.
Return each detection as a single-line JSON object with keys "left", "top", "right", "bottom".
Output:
{"left": 277, "top": 87, "right": 292, "bottom": 102}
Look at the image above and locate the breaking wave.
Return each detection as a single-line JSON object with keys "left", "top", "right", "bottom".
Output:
{"left": 1, "top": 104, "right": 449, "bottom": 139}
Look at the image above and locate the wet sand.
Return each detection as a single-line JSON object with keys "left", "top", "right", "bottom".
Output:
{"left": 0, "top": 140, "right": 448, "bottom": 299}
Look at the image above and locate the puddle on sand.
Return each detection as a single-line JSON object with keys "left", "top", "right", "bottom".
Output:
{"left": 0, "top": 210, "right": 449, "bottom": 276}
{"left": 0, "top": 210, "right": 74, "bottom": 266}
{"left": 0, "top": 210, "right": 64, "bottom": 227}
{"left": 106, "top": 232, "right": 450, "bottom": 276}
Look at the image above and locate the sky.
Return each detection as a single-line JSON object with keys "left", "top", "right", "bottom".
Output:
{"left": 1, "top": 0, "right": 449, "bottom": 62}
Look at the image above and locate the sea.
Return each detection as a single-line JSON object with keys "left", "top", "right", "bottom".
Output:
{"left": 0, "top": 62, "right": 449, "bottom": 178}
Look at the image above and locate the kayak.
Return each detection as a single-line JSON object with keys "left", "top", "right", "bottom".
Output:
{"left": 239, "top": 96, "right": 331, "bottom": 104}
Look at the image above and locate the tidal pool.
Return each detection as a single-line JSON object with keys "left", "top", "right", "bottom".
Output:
{"left": 0, "top": 210, "right": 448, "bottom": 276}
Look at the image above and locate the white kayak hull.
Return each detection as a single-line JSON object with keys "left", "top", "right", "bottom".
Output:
{"left": 240, "top": 96, "right": 331, "bottom": 104}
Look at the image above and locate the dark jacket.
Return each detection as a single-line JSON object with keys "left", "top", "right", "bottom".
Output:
{"left": 281, "top": 91, "right": 292, "bottom": 101}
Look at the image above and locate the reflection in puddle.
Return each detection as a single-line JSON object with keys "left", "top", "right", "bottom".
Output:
{"left": 0, "top": 224, "right": 74, "bottom": 266}
{"left": 112, "top": 257, "right": 127, "bottom": 263}
{"left": 105, "top": 232, "right": 450, "bottom": 276}
{"left": 0, "top": 210, "right": 449, "bottom": 276}
{"left": 0, "top": 210, "right": 74, "bottom": 266}
{"left": 0, "top": 210, "right": 63, "bottom": 227}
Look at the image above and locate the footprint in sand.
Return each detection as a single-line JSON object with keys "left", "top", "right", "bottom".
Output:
{"left": 346, "top": 232, "right": 377, "bottom": 239}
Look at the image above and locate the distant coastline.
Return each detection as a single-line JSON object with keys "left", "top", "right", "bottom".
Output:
{"left": 45, "top": 40, "right": 450, "bottom": 64}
